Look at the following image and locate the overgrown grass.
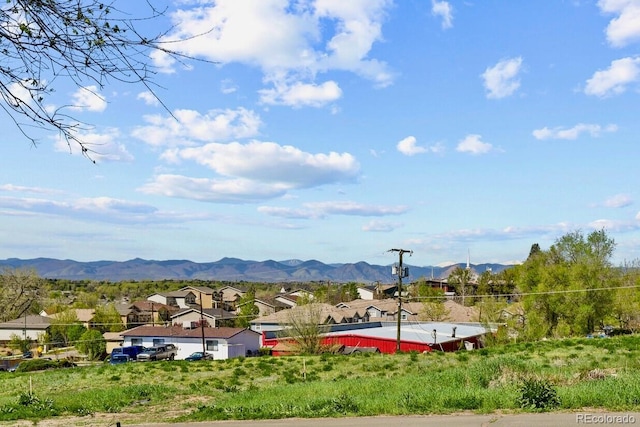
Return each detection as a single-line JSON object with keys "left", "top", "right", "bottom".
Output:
{"left": 1, "top": 335, "right": 640, "bottom": 424}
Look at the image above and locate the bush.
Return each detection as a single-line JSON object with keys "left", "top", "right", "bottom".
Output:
{"left": 517, "top": 378, "right": 560, "bottom": 411}
{"left": 16, "top": 359, "right": 76, "bottom": 372}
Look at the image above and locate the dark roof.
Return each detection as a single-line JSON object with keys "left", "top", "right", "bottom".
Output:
{"left": 120, "top": 325, "right": 257, "bottom": 339}
{"left": 171, "top": 308, "right": 236, "bottom": 319}
{"left": 0, "top": 315, "right": 52, "bottom": 329}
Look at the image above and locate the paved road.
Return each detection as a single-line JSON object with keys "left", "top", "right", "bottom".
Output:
{"left": 128, "top": 412, "right": 640, "bottom": 427}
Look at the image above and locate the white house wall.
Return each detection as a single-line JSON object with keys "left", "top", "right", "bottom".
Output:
{"left": 0, "top": 328, "right": 44, "bottom": 341}
{"left": 147, "top": 295, "right": 168, "bottom": 305}
{"left": 172, "top": 312, "right": 216, "bottom": 327}
{"left": 122, "top": 335, "right": 229, "bottom": 360}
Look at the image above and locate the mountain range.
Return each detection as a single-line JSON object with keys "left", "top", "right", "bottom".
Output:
{"left": 0, "top": 257, "right": 514, "bottom": 283}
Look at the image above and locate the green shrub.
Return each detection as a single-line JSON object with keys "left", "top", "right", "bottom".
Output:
{"left": 517, "top": 378, "right": 560, "bottom": 411}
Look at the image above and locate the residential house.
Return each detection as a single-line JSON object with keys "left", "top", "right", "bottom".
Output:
{"left": 170, "top": 307, "right": 236, "bottom": 328}
{"left": 45, "top": 308, "right": 96, "bottom": 329}
{"left": 0, "top": 315, "right": 52, "bottom": 342}
{"left": 357, "top": 284, "right": 397, "bottom": 300}
{"left": 115, "top": 301, "right": 178, "bottom": 328}
{"left": 238, "top": 297, "right": 289, "bottom": 317}
{"left": 179, "top": 286, "right": 216, "bottom": 309}
{"left": 147, "top": 290, "right": 197, "bottom": 309}
{"left": 103, "top": 331, "right": 124, "bottom": 354}
{"left": 218, "top": 285, "right": 246, "bottom": 310}
{"left": 120, "top": 325, "right": 261, "bottom": 360}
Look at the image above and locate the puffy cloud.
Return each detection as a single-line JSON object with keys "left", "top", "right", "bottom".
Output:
{"left": 131, "top": 108, "right": 262, "bottom": 147}
{"left": 604, "top": 193, "right": 633, "bottom": 208}
{"left": 68, "top": 85, "right": 107, "bottom": 112}
{"left": 259, "top": 80, "right": 342, "bottom": 107}
{"left": 598, "top": 0, "right": 640, "bottom": 47}
{"left": 532, "top": 123, "right": 618, "bottom": 140}
{"left": 173, "top": 141, "right": 358, "bottom": 188}
{"left": 142, "top": 142, "right": 360, "bottom": 203}
{"left": 456, "top": 134, "right": 493, "bottom": 155}
{"left": 397, "top": 136, "right": 426, "bottom": 156}
{"left": 431, "top": 0, "right": 453, "bottom": 29}
{"left": 584, "top": 56, "right": 640, "bottom": 97}
{"left": 481, "top": 57, "right": 523, "bottom": 99}
{"left": 396, "top": 136, "right": 445, "bottom": 156}
{"left": 156, "top": 0, "right": 394, "bottom": 105}
{"left": 137, "top": 91, "right": 160, "bottom": 107}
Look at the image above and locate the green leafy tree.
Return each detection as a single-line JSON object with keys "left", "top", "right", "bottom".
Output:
{"left": 49, "top": 309, "right": 86, "bottom": 346}
{"left": 8, "top": 334, "right": 32, "bottom": 354}
{"left": 0, "top": 268, "right": 46, "bottom": 321}
{"left": 518, "top": 229, "right": 617, "bottom": 338}
{"left": 92, "top": 304, "right": 124, "bottom": 333}
{"left": 448, "top": 266, "right": 474, "bottom": 306}
{"left": 235, "top": 288, "right": 260, "bottom": 328}
{"left": 285, "top": 303, "right": 327, "bottom": 355}
{"left": 76, "top": 329, "right": 105, "bottom": 360}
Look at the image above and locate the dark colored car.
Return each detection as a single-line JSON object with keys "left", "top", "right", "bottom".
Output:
{"left": 112, "top": 345, "right": 144, "bottom": 360}
{"left": 185, "top": 352, "right": 213, "bottom": 361}
{"left": 109, "top": 354, "right": 131, "bottom": 365}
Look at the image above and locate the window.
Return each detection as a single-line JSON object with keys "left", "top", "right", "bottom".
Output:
{"left": 131, "top": 338, "right": 142, "bottom": 346}
{"left": 401, "top": 313, "right": 408, "bottom": 321}
{"left": 152, "top": 338, "right": 165, "bottom": 346}
{"left": 206, "top": 340, "right": 219, "bottom": 352}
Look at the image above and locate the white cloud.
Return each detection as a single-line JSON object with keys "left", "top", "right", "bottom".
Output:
{"left": 171, "top": 141, "right": 359, "bottom": 188}
{"left": 584, "top": 56, "right": 640, "bottom": 97}
{"left": 598, "top": 0, "right": 640, "bottom": 47}
{"left": 456, "top": 134, "right": 493, "bottom": 155}
{"left": 604, "top": 193, "right": 633, "bottom": 208}
{"left": 220, "top": 79, "right": 238, "bottom": 94}
{"left": 362, "top": 219, "right": 402, "bottom": 232}
{"left": 396, "top": 136, "right": 445, "bottom": 156}
{"left": 68, "top": 85, "right": 107, "bottom": 112}
{"left": 138, "top": 174, "right": 290, "bottom": 203}
{"left": 259, "top": 80, "right": 342, "bottom": 107}
{"left": 137, "top": 91, "right": 160, "bottom": 107}
{"left": 481, "top": 57, "right": 523, "bottom": 99}
{"left": 157, "top": 0, "right": 394, "bottom": 105}
{"left": 397, "top": 136, "right": 426, "bottom": 156}
{"left": 258, "top": 200, "right": 408, "bottom": 219}
{"left": 132, "top": 108, "right": 262, "bottom": 147}
{"left": 53, "top": 128, "right": 133, "bottom": 163}
{"left": 431, "top": 0, "right": 453, "bottom": 29}
{"left": 305, "top": 200, "right": 408, "bottom": 216}
{"left": 532, "top": 123, "right": 618, "bottom": 140}
{"left": 142, "top": 142, "right": 360, "bottom": 203}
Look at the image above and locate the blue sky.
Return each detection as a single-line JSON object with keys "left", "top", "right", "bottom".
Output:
{"left": 2, "top": 0, "right": 640, "bottom": 267}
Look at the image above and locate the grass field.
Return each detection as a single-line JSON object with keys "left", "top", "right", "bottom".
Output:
{"left": 1, "top": 334, "right": 640, "bottom": 425}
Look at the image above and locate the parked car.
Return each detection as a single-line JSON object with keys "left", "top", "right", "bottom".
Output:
{"left": 136, "top": 344, "right": 178, "bottom": 361}
{"left": 109, "top": 354, "right": 131, "bottom": 365}
{"left": 185, "top": 352, "right": 213, "bottom": 361}
{"left": 111, "top": 345, "right": 144, "bottom": 360}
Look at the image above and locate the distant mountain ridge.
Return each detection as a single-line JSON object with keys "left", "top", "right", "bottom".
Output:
{"left": 0, "top": 257, "right": 513, "bottom": 283}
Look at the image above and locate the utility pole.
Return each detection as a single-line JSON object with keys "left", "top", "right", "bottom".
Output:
{"left": 389, "top": 248, "right": 412, "bottom": 352}
{"left": 199, "top": 292, "right": 206, "bottom": 354}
